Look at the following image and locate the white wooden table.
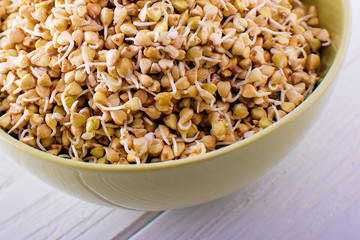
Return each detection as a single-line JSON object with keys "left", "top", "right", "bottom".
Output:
{"left": 1, "top": 2, "right": 360, "bottom": 239}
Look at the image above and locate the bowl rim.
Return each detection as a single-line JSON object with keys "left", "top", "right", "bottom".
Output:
{"left": 0, "top": 0, "right": 352, "bottom": 172}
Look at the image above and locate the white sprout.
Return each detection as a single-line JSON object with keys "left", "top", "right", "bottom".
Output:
{"left": 222, "top": 15, "right": 236, "bottom": 27}
{"left": 177, "top": 120, "right": 192, "bottom": 131}
{"left": 8, "top": 110, "right": 30, "bottom": 133}
{"left": 20, "top": 26, "right": 43, "bottom": 37}
{"left": 60, "top": 92, "right": 70, "bottom": 114}
{"left": 201, "top": 56, "right": 221, "bottom": 63}
{"left": 70, "top": 100, "right": 78, "bottom": 113}
{"left": 19, "top": 129, "right": 30, "bottom": 140}
{"left": 1, "top": 72, "right": 15, "bottom": 91}
{"left": 133, "top": 21, "right": 157, "bottom": 27}
{"left": 43, "top": 98, "right": 49, "bottom": 112}
{"left": 322, "top": 39, "right": 331, "bottom": 47}
{"left": 12, "top": 87, "right": 22, "bottom": 95}
{"left": 272, "top": 105, "right": 280, "bottom": 121}
{"left": 77, "top": 62, "right": 108, "bottom": 69}
{"left": 243, "top": 130, "right": 254, "bottom": 138}
{"left": 166, "top": 71, "right": 177, "bottom": 95}
{"left": 165, "top": 0, "right": 174, "bottom": 13}
{"left": 232, "top": 120, "right": 241, "bottom": 132}
{"left": 36, "top": 137, "right": 48, "bottom": 152}
{"left": 22, "top": 97, "right": 41, "bottom": 102}
{"left": 98, "top": 104, "right": 125, "bottom": 111}
{"left": 218, "top": 0, "right": 228, "bottom": 11}
{"left": 71, "top": 144, "right": 79, "bottom": 158}
{"left": 260, "top": 27, "right": 292, "bottom": 37}
{"left": 66, "top": 130, "right": 80, "bottom": 145}
{"left": 269, "top": 18, "right": 286, "bottom": 30}
{"left": 182, "top": 132, "right": 199, "bottom": 143}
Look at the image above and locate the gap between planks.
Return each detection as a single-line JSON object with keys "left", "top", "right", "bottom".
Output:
{"left": 111, "top": 211, "right": 164, "bottom": 240}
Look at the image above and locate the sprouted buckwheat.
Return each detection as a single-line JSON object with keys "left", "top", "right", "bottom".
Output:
{"left": 0, "top": 0, "right": 330, "bottom": 164}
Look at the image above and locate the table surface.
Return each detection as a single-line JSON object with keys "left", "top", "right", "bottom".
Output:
{"left": 1, "top": 1, "right": 360, "bottom": 239}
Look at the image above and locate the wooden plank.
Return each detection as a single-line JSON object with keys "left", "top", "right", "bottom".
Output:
{"left": 316, "top": 198, "right": 360, "bottom": 240}
{"left": 344, "top": 0, "right": 360, "bottom": 67}
{"left": 131, "top": 32, "right": 360, "bottom": 240}
{"left": 0, "top": 156, "right": 148, "bottom": 240}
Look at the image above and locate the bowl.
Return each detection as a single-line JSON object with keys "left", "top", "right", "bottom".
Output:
{"left": 0, "top": 0, "right": 351, "bottom": 211}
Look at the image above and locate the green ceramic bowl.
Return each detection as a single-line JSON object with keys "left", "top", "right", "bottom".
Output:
{"left": 0, "top": 0, "right": 351, "bottom": 211}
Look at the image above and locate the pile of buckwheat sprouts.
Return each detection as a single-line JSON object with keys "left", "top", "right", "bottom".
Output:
{"left": 0, "top": 0, "right": 330, "bottom": 164}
